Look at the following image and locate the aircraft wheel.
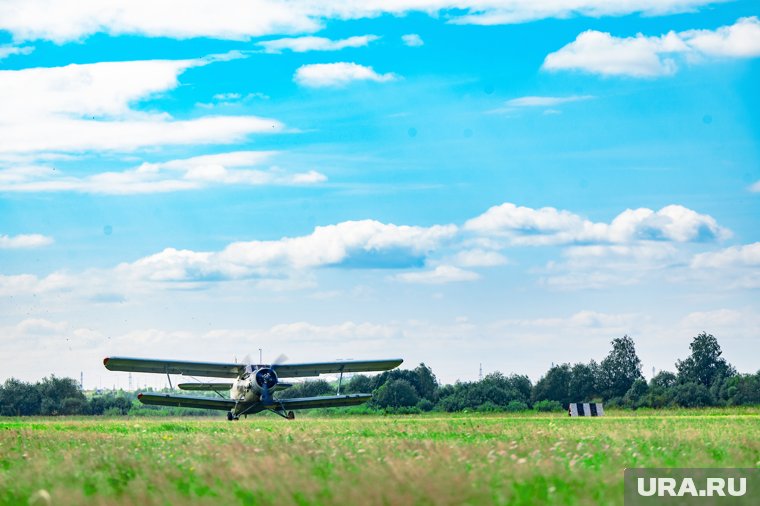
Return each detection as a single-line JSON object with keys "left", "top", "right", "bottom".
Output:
{"left": 287, "top": 411, "right": 295, "bottom": 420}
{"left": 227, "top": 411, "right": 234, "bottom": 421}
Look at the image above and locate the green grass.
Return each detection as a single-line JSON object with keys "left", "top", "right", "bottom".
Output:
{"left": 2, "top": 409, "right": 759, "bottom": 505}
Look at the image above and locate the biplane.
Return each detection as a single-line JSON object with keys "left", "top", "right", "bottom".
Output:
{"left": 103, "top": 356, "right": 403, "bottom": 420}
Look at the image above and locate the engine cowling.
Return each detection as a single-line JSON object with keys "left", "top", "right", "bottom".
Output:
{"left": 254, "top": 367, "right": 278, "bottom": 391}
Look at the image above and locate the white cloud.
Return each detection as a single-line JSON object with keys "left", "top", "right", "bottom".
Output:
{"left": 451, "top": 249, "right": 508, "bottom": 267}
{"left": 680, "top": 309, "right": 743, "bottom": 328}
{"left": 0, "top": 45, "right": 34, "bottom": 60}
{"left": 543, "top": 30, "right": 685, "bottom": 77}
{"left": 265, "top": 321, "right": 400, "bottom": 341}
{"left": 213, "top": 92, "right": 242, "bottom": 101}
{"left": 401, "top": 34, "right": 424, "bottom": 47}
{"left": 496, "top": 310, "right": 638, "bottom": 331}
{"left": 464, "top": 203, "right": 729, "bottom": 245}
{"left": 448, "top": 0, "right": 720, "bottom": 25}
{"left": 294, "top": 62, "right": 398, "bottom": 88}
{"left": 691, "top": 242, "right": 760, "bottom": 268}
{"left": 0, "top": 55, "right": 284, "bottom": 155}
{"left": 258, "top": 35, "right": 379, "bottom": 53}
{"left": 749, "top": 180, "right": 760, "bottom": 192}
{"left": 0, "top": 233, "right": 53, "bottom": 249}
{"left": 0, "top": 1, "right": 725, "bottom": 43}
{"left": 0, "top": 0, "right": 320, "bottom": 43}
{"left": 543, "top": 17, "right": 760, "bottom": 77}
{"left": 119, "top": 220, "right": 458, "bottom": 282}
{"left": 395, "top": 265, "right": 480, "bottom": 284}
{"left": 541, "top": 243, "right": 681, "bottom": 289}
{"left": 0, "top": 151, "right": 326, "bottom": 194}
{"left": 680, "top": 16, "right": 760, "bottom": 57}
{"left": 505, "top": 95, "right": 594, "bottom": 107}
{"left": 0, "top": 273, "right": 78, "bottom": 297}
{"left": 0, "top": 202, "right": 735, "bottom": 295}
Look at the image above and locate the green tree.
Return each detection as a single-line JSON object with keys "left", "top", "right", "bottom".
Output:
{"left": 345, "top": 374, "right": 373, "bottom": 394}
{"left": 36, "top": 376, "right": 86, "bottom": 415}
{"left": 671, "top": 382, "right": 713, "bottom": 407}
{"left": 676, "top": 332, "right": 736, "bottom": 387}
{"left": 411, "top": 363, "right": 439, "bottom": 401}
{"left": 278, "top": 379, "right": 333, "bottom": 399}
{"left": 369, "top": 364, "right": 440, "bottom": 401}
{"left": 373, "top": 379, "right": 419, "bottom": 408}
{"left": 725, "top": 372, "right": 760, "bottom": 406}
{"left": 508, "top": 374, "right": 532, "bottom": 404}
{"left": 531, "top": 364, "right": 572, "bottom": 407}
{"left": 568, "top": 362, "right": 599, "bottom": 402}
{"left": 599, "top": 335, "right": 643, "bottom": 399}
{"left": 0, "top": 378, "right": 41, "bottom": 416}
{"left": 624, "top": 378, "right": 649, "bottom": 409}
{"left": 647, "top": 371, "right": 677, "bottom": 408}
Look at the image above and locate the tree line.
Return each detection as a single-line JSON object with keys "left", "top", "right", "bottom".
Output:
{"left": 1, "top": 332, "right": 758, "bottom": 416}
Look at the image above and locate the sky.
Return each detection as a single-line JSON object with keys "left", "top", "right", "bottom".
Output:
{"left": 0, "top": 0, "right": 758, "bottom": 390}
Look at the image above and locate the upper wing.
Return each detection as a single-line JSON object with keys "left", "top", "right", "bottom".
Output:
{"left": 177, "top": 383, "right": 233, "bottom": 392}
{"left": 274, "top": 359, "right": 403, "bottom": 378}
{"left": 137, "top": 393, "right": 237, "bottom": 411}
{"left": 270, "top": 394, "right": 372, "bottom": 410}
{"left": 104, "top": 357, "right": 243, "bottom": 378}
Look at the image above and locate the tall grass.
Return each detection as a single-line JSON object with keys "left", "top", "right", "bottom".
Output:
{"left": 2, "top": 409, "right": 759, "bottom": 505}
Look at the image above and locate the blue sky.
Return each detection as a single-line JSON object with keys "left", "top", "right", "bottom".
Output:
{"left": 1, "top": 0, "right": 758, "bottom": 389}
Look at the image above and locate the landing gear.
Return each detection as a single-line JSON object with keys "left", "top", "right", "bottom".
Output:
{"left": 227, "top": 411, "right": 239, "bottom": 421}
{"left": 268, "top": 408, "right": 295, "bottom": 420}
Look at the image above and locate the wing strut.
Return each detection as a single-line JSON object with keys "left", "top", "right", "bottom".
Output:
{"left": 165, "top": 366, "right": 173, "bottom": 390}
{"left": 336, "top": 365, "right": 345, "bottom": 395}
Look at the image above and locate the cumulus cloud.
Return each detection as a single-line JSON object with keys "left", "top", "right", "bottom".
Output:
{"left": 0, "top": 1, "right": 724, "bottom": 43}
{"left": 119, "top": 220, "right": 458, "bottom": 282}
{"left": 680, "top": 308, "right": 743, "bottom": 328}
{"left": 401, "top": 34, "right": 424, "bottom": 47}
{"left": 543, "top": 17, "right": 760, "bottom": 77}
{"left": 0, "top": 151, "right": 326, "bottom": 194}
{"left": 266, "top": 321, "right": 400, "bottom": 341}
{"left": 691, "top": 242, "right": 760, "bottom": 268}
{"left": 258, "top": 35, "right": 379, "bottom": 53}
{"left": 541, "top": 243, "right": 681, "bottom": 289}
{"left": 294, "top": 62, "right": 398, "bottom": 88}
{"left": 496, "top": 310, "right": 638, "bottom": 330}
{"left": 0, "top": 202, "right": 735, "bottom": 295}
{"left": 464, "top": 203, "right": 729, "bottom": 245}
{"left": 0, "top": 54, "right": 283, "bottom": 155}
{"left": 0, "top": 233, "right": 53, "bottom": 249}
{"left": 395, "top": 265, "right": 480, "bottom": 284}
{"left": 680, "top": 16, "right": 760, "bottom": 57}
{"left": 0, "top": 45, "right": 34, "bottom": 60}
{"left": 451, "top": 249, "right": 508, "bottom": 267}
{"left": 0, "top": 272, "right": 78, "bottom": 297}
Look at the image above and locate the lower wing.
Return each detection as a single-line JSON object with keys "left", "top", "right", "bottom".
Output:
{"left": 136, "top": 392, "right": 372, "bottom": 413}
{"left": 137, "top": 393, "right": 237, "bottom": 411}
{"left": 269, "top": 394, "right": 372, "bottom": 410}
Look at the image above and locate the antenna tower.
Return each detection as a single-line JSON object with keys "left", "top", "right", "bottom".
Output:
{"left": 479, "top": 363, "right": 483, "bottom": 381}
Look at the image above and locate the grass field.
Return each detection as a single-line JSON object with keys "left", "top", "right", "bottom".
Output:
{"left": 2, "top": 408, "right": 759, "bottom": 506}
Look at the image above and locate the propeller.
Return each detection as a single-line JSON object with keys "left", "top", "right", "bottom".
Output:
{"left": 254, "top": 353, "right": 287, "bottom": 406}
{"left": 270, "top": 353, "right": 288, "bottom": 370}
{"left": 255, "top": 368, "right": 277, "bottom": 405}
